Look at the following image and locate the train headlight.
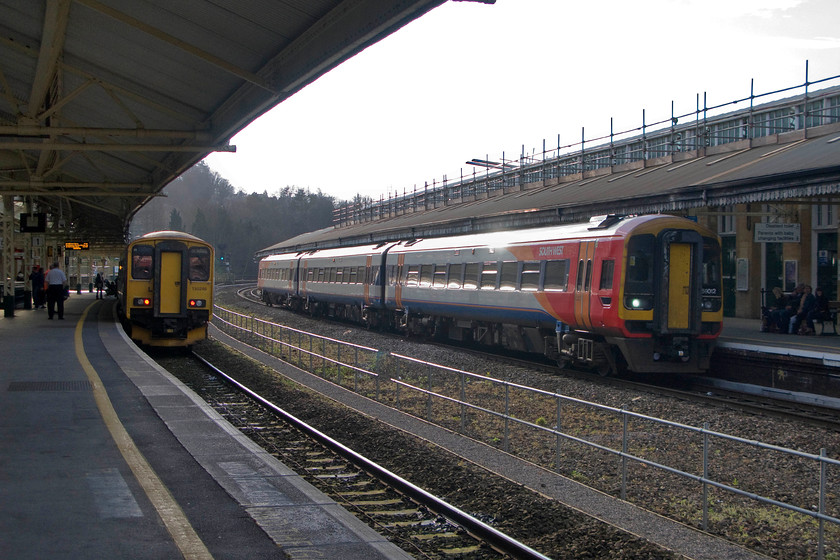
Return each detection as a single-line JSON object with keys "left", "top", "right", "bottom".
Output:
{"left": 133, "top": 297, "right": 152, "bottom": 307}
{"left": 188, "top": 299, "right": 206, "bottom": 308}
{"left": 624, "top": 296, "right": 652, "bottom": 310}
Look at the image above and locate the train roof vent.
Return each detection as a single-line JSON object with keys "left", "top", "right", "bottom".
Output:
{"left": 587, "top": 214, "right": 624, "bottom": 230}
{"left": 403, "top": 239, "right": 421, "bottom": 247}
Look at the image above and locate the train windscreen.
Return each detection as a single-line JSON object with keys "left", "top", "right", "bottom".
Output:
{"left": 624, "top": 234, "right": 655, "bottom": 310}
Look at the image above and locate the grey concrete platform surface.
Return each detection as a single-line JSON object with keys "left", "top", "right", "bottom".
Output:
{"left": 0, "top": 294, "right": 412, "bottom": 560}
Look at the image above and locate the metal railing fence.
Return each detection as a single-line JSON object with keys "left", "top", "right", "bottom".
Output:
{"left": 213, "top": 304, "right": 840, "bottom": 558}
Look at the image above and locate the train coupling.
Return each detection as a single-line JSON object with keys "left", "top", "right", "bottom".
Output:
{"left": 653, "top": 336, "right": 690, "bottom": 363}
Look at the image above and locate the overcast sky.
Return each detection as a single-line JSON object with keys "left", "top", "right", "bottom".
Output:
{"left": 202, "top": 0, "right": 840, "bottom": 203}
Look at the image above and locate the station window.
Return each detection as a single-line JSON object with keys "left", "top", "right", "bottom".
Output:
{"left": 188, "top": 247, "right": 211, "bottom": 281}
{"left": 131, "top": 245, "right": 153, "bottom": 280}
{"left": 718, "top": 205, "right": 736, "bottom": 235}
{"left": 814, "top": 199, "right": 838, "bottom": 228}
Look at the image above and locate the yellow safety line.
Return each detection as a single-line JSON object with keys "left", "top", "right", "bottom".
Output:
{"left": 75, "top": 304, "right": 213, "bottom": 560}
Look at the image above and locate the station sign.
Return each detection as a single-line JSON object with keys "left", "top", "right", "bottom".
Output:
{"left": 754, "top": 223, "right": 800, "bottom": 243}
{"left": 64, "top": 241, "right": 90, "bottom": 250}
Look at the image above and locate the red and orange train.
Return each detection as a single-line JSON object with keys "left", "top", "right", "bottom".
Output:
{"left": 258, "top": 214, "right": 722, "bottom": 375}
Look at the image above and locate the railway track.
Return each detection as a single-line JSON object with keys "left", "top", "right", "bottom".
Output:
{"left": 154, "top": 349, "right": 550, "bottom": 560}
{"left": 234, "top": 283, "right": 840, "bottom": 431}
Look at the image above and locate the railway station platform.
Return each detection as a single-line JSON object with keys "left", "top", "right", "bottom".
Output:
{"left": 0, "top": 294, "right": 411, "bottom": 560}
{"left": 3, "top": 293, "right": 836, "bottom": 560}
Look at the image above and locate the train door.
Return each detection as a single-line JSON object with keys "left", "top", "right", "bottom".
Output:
{"left": 667, "top": 243, "right": 691, "bottom": 330}
{"left": 394, "top": 253, "right": 405, "bottom": 309}
{"left": 157, "top": 245, "right": 184, "bottom": 316}
{"left": 659, "top": 230, "right": 703, "bottom": 334}
{"left": 574, "top": 241, "right": 595, "bottom": 329}
{"left": 364, "top": 255, "right": 373, "bottom": 305}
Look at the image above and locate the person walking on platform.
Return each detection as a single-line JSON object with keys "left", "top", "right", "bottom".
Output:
{"left": 29, "top": 265, "right": 45, "bottom": 309}
{"left": 45, "top": 262, "right": 67, "bottom": 320}
{"left": 94, "top": 272, "right": 104, "bottom": 299}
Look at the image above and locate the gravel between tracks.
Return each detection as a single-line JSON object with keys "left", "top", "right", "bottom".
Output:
{"left": 211, "top": 287, "right": 840, "bottom": 559}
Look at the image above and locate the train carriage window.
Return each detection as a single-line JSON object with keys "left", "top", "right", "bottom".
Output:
{"left": 500, "top": 261, "right": 518, "bottom": 291}
{"left": 433, "top": 265, "right": 447, "bottom": 287}
{"left": 420, "top": 264, "right": 434, "bottom": 287}
{"left": 521, "top": 262, "right": 541, "bottom": 291}
{"left": 448, "top": 263, "right": 464, "bottom": 289}
{"left": 576, "top": 260, "right": 585, "bottom": 292}
{"left": 544, "top": 260, "right": 569, "bottom": 291}
{"left": 406, "top": 265, "right": 420, "bottom": 286}
{"left": 327, "top": 267, "right": 336, "bottom": 283}
{"left": 188, "top": 247, "right": 211, "bottom": 281}
{"left": 336, "top": 267, "right": 345, "bottom": 283}
{"left": 599, "top": 260, "right": 615, "bottom": 290}
{"left": 131, "top": 245, "right": 153, "bottom": 280}
{"left": 463, "top": 262, "right": 480, "bottom": 289}
{"left": 307, "top": 268, "right": 315, "bottom": 282}
{"left": 624, "top": 234, "right": 655, "bottom": 310}
{"left": 584, "top": 260, "right": 593, "bottom": 291}
{"left": 480, "top": 262, "right": 498, "bottom": 290}
{"left": 349, "top": 267, "right": 357, "bottom": 284}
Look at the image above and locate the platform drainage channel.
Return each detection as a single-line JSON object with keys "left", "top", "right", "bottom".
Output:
{"left": 7, "top": 380, "right": 93, "bottom": 392}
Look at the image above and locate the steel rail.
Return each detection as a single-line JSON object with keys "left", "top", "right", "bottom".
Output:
{"left": 192, "top": 352, "right": 552, "bottom": 560}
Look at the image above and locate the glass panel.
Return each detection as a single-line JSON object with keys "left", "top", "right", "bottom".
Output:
{"left": 544, "top": 260, "right": 569, "bottom": 291}
{"left": 521, "top": 262, "right": 541, "bottom": 291}
{"left": 188, "top": 247, "right": 211, "bottom": 281}
{"left": 624, "top": 234, "right": 655, "bottom": 309}
{"left": 448, "top": 264, "right": 464, "bottom": 289}
{"left": 131, "top": 245, "right": 153, "bottom": 279}
{"left": 500, "top": 261, "right": 518, "bottom": 291}
{"left": 480, "top": 262, "right": 498, "bottom": 290}
{"left": 599, "top": 259, "right": 614, "bottom": 290}
{"left": 433, "top": 265, "right": 447, "bottom": 287}
{"left": 406, "top": 265, "right": 419, "bottom": 286}
{"left": 420, "top": 264, "right": 433, "bottom": 287}
{"left": 464, "top": 263, "right": 480, "bottom": 289}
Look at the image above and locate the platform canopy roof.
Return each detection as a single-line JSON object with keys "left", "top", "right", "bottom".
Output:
{"left": 0, "top": 0, "right": 469, "bottom": 244}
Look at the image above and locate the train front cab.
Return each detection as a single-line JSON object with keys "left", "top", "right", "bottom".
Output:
{"left": 611, "top": 224, "right": 723, "bottom": 373}
{"left": 125, "top": 237, "right": 213, "bottom": 347}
